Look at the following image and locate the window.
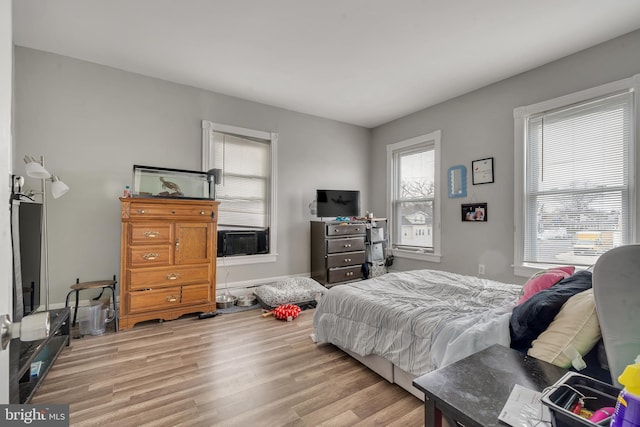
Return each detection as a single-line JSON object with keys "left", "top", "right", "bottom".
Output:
{"left": 202, "top": 120, "right": 277, "bottom": 264}
{"left": 514, "top": 75, "right": 639, "bottom": 275}
{"left": 387, "top": 130, "right": 441, "bottom": 262}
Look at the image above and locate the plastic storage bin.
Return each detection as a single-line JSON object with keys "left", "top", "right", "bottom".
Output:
{"left": 541, "top": 372, "right": 621, "bottom": 427}
{"left": 77, "top": 301, "right": 114, "bottom": 336}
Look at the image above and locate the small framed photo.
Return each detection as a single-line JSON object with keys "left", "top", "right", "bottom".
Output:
{"left": 461, "top": 203, "right": 487, "bottom": 222}
{"left": 472, "top": 157, "right": 494, "bottom": 185}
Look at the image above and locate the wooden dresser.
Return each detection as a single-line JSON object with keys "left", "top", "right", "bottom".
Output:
{"left": 119, "top": 197, "right": 219, "bottom": 330}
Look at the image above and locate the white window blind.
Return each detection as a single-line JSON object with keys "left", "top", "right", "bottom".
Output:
{"left": 211, "top": 131, "right": 270, "bottom": 228}
{"left": 523, "top": 90, "right": 633, "bottom": 265}
{"left": 391, "top": 142, "right": 436, "bottom": 250}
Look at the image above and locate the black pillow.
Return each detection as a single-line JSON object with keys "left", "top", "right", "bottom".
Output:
{"left": 510, "top": 270, "right": 593, "bottom": 352}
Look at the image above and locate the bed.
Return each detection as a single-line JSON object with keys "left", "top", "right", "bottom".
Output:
{"left": 312, "top": 266, "right": 606, "bottom": 399}
{"left": 312, "top": 269, "right": 523, "bottom": 398}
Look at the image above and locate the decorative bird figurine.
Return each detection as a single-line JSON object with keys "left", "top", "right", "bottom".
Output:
{"left": 159, "top": 177, "right": 183, "bottom": 195}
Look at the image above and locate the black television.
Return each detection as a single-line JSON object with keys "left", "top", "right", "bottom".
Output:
{"left": 10, "top": 199, "right": 43, "bottom": 319}
{"left": 316, "top": 189, "right": 360, "bottom": 218}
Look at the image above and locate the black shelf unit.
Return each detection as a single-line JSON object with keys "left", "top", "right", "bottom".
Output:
{"left": 9, "top": 307, "right": 71, "bottom": 403}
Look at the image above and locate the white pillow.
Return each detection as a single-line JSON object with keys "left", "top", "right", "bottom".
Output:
{"left": 527, "top": 289, "right": 601, "bottom": 368}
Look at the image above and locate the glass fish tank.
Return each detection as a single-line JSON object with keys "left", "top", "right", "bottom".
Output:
{"left": 132, "top": 165, "right": 214, "bottom": 199}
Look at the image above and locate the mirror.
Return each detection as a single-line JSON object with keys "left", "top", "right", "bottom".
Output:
{"left": 448, "top": 165, "right": 467, "bottom": 198}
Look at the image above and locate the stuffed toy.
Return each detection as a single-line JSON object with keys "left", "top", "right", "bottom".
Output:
{"left": 273, "top": 304, "right": 301, "bottom": 321}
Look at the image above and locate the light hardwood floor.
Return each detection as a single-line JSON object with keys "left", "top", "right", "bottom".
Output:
{"left": 32, "top": 308, "right": 424, "bottom": 426}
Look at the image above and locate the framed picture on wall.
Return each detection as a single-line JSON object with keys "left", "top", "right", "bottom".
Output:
{"left": 472, "top": 157, "right": 494, "bottom": 185}
{"left": 461, "top": 203, "right": 488, "bottom": 222}
{"left": 447, "top": 165, "right": 467, "bottom": 198}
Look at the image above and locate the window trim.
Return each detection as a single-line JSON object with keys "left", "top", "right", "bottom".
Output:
{"left": 202, "top": 120, "right": 278, "bottom": 266}
{"left": 513, "top": 75, "right": 640, "bottom": 277}
{"left": 386, "top": 130, "right": 442, "bottom": 263}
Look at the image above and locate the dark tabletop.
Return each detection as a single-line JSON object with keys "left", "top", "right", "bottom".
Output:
{"left": 413, "top": 344, "right": 567, "bottom": 427}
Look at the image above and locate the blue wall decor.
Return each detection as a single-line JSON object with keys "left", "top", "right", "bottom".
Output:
{"left": 448, "top": 165, "right": 467, "bottom": 198}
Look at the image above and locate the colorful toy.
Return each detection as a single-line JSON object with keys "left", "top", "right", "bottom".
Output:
{"left": 273, "top": 304, "right": 301, "bottom": 321}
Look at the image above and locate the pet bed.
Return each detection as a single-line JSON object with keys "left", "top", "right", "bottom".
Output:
{"left": 254, "top": 277, "right": 326, "bottom": 309}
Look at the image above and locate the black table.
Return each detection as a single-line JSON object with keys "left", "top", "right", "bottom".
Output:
{"left": 412, "top": 344, "right": 567, "bottom": 427}
{"left": 9, "top": 307, "right": 71, "bottom": 403}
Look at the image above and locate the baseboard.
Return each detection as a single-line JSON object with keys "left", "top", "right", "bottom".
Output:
{"left": 215, "top": 272, "right": 312, "bottom": 294}
{"left": 45, "top": 273, "right": 313, "bottom": 308}
{"left": 45, "top": 298, "right": 105, "bottom": 310}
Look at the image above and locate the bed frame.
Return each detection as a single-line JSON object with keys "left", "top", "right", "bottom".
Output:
{"left": 338, "top": 346, "right": 424, "bottom": 400}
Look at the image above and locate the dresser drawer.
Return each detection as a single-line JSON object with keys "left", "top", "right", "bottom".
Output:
{"left": 326, "top": 251, "right": 365, "bottom": 269}
{"left": 130, "top": 222, "right": 173, "bottom": 245}
{"left": 128, "top": 287, "right": 182, "bottom": 313}
{"left": 129, "top": 245, "right": 172, "bottom": 267}
{"left": 327, "top": 265, "right": 363, "bottom": 283}
{"left": 327, "top": 237, "right": 365, "bottom": 254}
{"left": 181, "top": 283, "right": 211, "bottom": 305}
{"left": 129, "top": 203, "right": 216, "bottom": 220}
{"left": 128, "top": 265, "right": 210, "bottom": 290}
{"left": 326, "top": 223, "right": 366, "bottom": 236}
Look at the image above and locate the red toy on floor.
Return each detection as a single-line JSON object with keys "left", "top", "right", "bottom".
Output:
{"left": 273, "top": 304, "right": 301, "bottom": 321}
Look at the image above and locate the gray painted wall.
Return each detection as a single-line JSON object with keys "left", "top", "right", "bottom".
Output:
{"left": 12, "top": 28, "right": 640, "bottom": 304}
{"left": 371, "top": 29, "right": 640, "bottom": 284}
{"left": 13, "top": 47, "right": 371, "bottom": 306}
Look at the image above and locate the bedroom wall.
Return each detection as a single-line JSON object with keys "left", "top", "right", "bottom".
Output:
{"left": 370, "top": 28, "right": 640, "bottom": 284}
{"left": 13, "top": 46, "right": 371, "bottom": 306}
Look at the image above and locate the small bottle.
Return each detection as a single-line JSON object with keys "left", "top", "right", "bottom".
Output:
{"left": 562, "top": 345, "right": 587, "bottom": 371}
{"left": 610, "top": 355, "right": 640, "bottom": 427}
{"left": 123, "top": 185, "right": 131, "bottom": 198}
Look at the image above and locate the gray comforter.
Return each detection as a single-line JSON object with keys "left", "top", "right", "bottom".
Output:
{"left": 312, "top": 269, "right": 522, "bottom": 376}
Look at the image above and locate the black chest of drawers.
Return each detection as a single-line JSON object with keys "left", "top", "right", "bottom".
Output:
{"left": 310, "top": 221, "right": 366, "bottom": 287}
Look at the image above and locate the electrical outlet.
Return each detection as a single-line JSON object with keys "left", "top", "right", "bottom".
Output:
{"left": 478, "top": 264, "right": 485, "bottom": 275}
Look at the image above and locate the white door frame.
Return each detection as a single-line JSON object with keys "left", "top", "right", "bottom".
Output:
{"left": 0, "top": 0, "right": 14, "bottom": 405}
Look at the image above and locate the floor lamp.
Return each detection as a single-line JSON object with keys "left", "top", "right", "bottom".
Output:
{"left": 23, "top": 155, "right": 70, "bottom": 311}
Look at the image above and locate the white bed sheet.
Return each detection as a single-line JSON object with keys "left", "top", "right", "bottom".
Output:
{"left": 312, "top": 269, "right": 521, "bottom": 376}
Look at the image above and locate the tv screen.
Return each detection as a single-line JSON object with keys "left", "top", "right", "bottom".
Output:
{"left": 316, "top": 190, "right": 360, "bottom": 218}
{"left": 11, "top": 200, "right": 42, "bottom": 318}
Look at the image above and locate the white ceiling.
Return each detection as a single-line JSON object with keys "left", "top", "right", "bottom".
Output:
{"left": 12, "top": 0, "right": 640, "bottom": 128}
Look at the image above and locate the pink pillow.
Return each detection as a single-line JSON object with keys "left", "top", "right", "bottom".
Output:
{"left": 551, "top": 266, "right": 576, "bottom": 275}
{"left": 517, "top": 266, "right": 575, "bottom": 305}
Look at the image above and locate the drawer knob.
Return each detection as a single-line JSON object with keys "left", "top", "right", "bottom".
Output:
{"left": 144, "top": 231, "right": 160, "bottom": 238}
{"left": 175, "top": 239, "right": 180, "bottom": 248}
{"left": 344, "top": 258, "right": 351, "bottom": 262}
{"left": 200, "top": 211, "right": 206, "bottom": 215}
{"left": 171, "top": 210, "right": 176, "bottom": 214}
{"left": 137, "top": 209, "right": 146, "bottom": 214}
{"left": 167, "top": 273, "right": 180, "bottom": 280}
{"left": 346, "top": 272, "right": 353, "bottom": 277}
{"left": 344, "top": 244, "right": 352, "bottom": 248}
{"left": 142, "top": 253, "right": 159, "bottom": 260}
{"left": 166, "top": 296, "right": 178, "bottom": 303}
